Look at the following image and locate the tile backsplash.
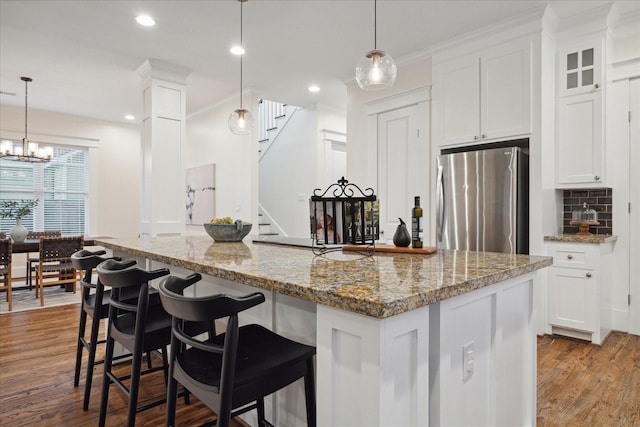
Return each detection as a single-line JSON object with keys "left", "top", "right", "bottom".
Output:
{"left": 563, "top": 188, "right": 612, "bottom": 235}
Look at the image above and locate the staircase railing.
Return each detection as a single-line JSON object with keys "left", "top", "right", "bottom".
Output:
{"left": 258, "top": 99, "right": 286, "bottom": 142}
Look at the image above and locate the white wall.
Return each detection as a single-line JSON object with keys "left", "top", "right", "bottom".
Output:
{"left": 0, "top": 104, "right": 141, "bottom": 239}
{"left": 317, "top": 104, "right": 347, "bottom": 189}
{"left": 346, "top": 56, "right": 432, "bottom": 190}
{"left": 185, "top": 94, "right": 259, "bottom": 235}
{"left": 259, "top": 107, "right": 317, "bottom": 238}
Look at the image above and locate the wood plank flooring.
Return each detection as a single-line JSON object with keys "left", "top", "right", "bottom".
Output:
{"left": 1, "top": 303, "right": 639, "bottom": 426}
{"left": 537, "top": 332, "right": 640, "bottom": 426}
{"left": 0, "top": 304, "right": 247, "bottom": 427}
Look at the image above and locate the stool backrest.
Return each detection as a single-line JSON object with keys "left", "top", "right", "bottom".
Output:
{"left": 70, "top": 249, "right": 121, "bottom": 287}
{"left": 159, "top": 274, "right": 265, "bottom": 322}
{"left": 97, "top": 258, "right": 169, "bottom": 321}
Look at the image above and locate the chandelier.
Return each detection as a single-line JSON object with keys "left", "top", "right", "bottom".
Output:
{"left": 0, "top": 77, "right": 52, "bottom": 163}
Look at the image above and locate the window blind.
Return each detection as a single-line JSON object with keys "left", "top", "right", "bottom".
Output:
{"left": 0, "top": 145, "right": 89, "bottom": 236}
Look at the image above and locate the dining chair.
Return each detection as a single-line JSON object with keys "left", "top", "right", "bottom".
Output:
{"left": 35, "top": 235, "right": 84, "bottom": 307}
{"left": 159, "top": 273, "right": 317, "bottom": 427}
{"left": 25, "top": 230, "right": 62, "bottom": 289}
{"left": 70, "top": 249, "right": 129, "bottom": 411}
{"left": 0, "top": 237, "right": 12, "bottom": 312}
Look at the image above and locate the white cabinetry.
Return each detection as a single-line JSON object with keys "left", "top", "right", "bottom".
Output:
{"left": 555, "top": 39, "right": 607, "bottom": 188}
{"left": 433, "top": 38, "right": 531, "bottom": 147}
{"left": 546, "top": 240, "right": 613, "bottom": 344}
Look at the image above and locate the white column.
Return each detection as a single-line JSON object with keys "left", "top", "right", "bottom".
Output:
{"left": 137, "top": 59, "right": 191, "bottom": 237}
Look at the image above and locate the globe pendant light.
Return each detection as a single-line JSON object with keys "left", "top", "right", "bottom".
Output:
{"left": 355, "top": 0, "right": 397, "bottom": 90}
{"left": 229, "top": 0, "right": 254, "bottom": 135}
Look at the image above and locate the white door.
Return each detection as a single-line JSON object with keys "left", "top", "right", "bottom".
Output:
{"left": 377, "top": 104, "right": 427, "bottom": 242}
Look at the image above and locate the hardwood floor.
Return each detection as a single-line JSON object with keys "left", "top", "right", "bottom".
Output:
{"left": 537, "top": 332, "right": 640, "bottom": 426}
{"left": 1, "top": 303, "right": 639, "bottom": 426}
{"left": 0, "top": 304, "right": 247, "bottom": 427}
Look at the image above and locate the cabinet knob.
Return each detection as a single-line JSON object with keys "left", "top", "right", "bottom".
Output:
{"left": 586, "top": 272, "right": 592, "bottom": 278}
{"left": 481, "top": 134, "right": 486, "bottom": 139}
{"left": 567, "top": 254, "right": 573, "bottom": 260}
{"left": 594, "top": 83, "right": 600, "bottom": 89}
{"left": 474, "top": 135, "right": 479, "bottom": 140}
{"left": 594, "top": 176, "right": 600, "bottom": 181}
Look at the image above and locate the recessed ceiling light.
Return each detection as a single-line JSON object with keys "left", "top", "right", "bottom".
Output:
{"left": 308, "top": 85, "right": 320, "bottom": 93}
{"left": 125, "top": 115, "right": 135, "bottom": 120}
{"left": 230, "top": 46, "right": 245, "bottom": 55}
{"left": 136, "top": 15, "right": 155, "bottom": 27}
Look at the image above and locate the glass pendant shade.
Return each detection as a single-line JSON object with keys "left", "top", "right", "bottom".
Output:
{"left": 228, "top": 108, "right": 254, "bottom": 135}
{"left": 356, "top": 49, "right": 397, "bottom": 90}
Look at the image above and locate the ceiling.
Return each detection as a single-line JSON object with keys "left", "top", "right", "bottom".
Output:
{"left": 1, "top": 1, "right": 637, "bottom": 124}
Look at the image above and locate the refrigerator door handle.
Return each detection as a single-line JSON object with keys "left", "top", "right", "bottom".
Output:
{"left": 436, "top": 161, "right": 444, "bottom": 246}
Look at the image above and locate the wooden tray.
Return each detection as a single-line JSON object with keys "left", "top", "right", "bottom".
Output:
{"left": 342, "top": 243, "right": 437, "bottom": 255}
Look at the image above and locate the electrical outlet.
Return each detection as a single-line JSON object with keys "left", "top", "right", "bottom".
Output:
{"left": 463, "top": 342, "right": 474, "bottom": 382}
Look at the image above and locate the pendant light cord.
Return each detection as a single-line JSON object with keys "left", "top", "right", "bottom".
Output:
{"left": 24, "top": 78, "right": 29, "bottom": 140}
{"left": 374, "top": 0, "right": 377, "bottom": 50}
{"left": 239, "top": 0, "right": 243, "bottom": 110}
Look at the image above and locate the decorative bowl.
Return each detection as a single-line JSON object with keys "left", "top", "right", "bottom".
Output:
{"left": 203, "top": 222, "right": 252, "bottom": 242}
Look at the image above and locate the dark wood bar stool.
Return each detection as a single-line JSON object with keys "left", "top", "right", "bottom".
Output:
{"left": 159, "top": 273, "right": 317, "bottom": 427}
{"left": 70, "top": 249, "right": 130, "bottom": 411}
{"left": 96, "top": 258, "right": 173, "bottom": 427}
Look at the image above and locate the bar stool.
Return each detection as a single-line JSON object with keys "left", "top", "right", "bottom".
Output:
{"left": 70, "top": 249, "right": 131, "bottom": 410}
{"left": 159, "top": 273, "right": 317, "bottom": 427}
{"left": 96, "top": 258, "right": 173, "bottom": 427}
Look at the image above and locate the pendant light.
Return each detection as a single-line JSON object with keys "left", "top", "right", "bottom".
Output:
{"left": 228, "top": 0, "right": 254, "bottom": 135}
{"left": 355, "top": 0, "right": 397, "bottom": 90}
{"left": 0, "top": 77, "right": 53, "bottom": 162}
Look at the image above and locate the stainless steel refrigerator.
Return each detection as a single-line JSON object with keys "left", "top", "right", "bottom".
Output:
{"left": 436, "top": 145, "right": 529, "bottom": 254}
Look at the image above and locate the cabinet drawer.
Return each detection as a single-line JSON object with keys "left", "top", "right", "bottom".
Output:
{"left": 550, "top": 246, "right": 596, "bottom": 269}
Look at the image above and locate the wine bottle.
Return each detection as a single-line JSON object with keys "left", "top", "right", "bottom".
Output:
{"left": 412, "top": 196, "right": 423, "bottom": 248}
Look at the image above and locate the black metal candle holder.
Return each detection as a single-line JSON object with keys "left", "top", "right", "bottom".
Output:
{"left": 310, "top": 177, "right": 378, "bottom": 256}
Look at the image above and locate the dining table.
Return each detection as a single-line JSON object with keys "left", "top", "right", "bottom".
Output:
{"left": 10, "top": 237, "right": 102, "bottom": 253}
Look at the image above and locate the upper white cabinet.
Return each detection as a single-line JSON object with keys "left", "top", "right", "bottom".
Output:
{"left": 558, "top": 43, "right": 601, "bottom": 97}
{"left": 555, "top": 38, "right": 607, "bottom": 188}
{"left": 556, "top": 90, "right": 603, "bottom": 185}
{"left": 433, "top": 38, "right": 531, "bottom": 147}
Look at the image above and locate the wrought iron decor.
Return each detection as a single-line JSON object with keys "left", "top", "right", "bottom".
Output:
{"left": 310, "top": 177, "right": 379, "bottom": 255}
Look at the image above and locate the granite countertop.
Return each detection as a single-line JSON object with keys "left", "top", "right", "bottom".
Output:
{"left": 96, "top": 236, "right": 552, "bottom": 319}
{"left": 544, "top": 234, "right": 617, "bottom": 244}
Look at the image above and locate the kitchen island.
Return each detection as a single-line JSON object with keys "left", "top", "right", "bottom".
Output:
{"left": 97, "top": 236, "right": 552, "bottom": 426}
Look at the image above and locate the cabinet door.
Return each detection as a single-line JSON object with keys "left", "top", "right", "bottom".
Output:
{"left": 558, "top": 42, "right": 602, "bottom": 97}
{"left": 433, "top": 55, "right": 480, "bottom": 147}
{"left": 556, "top": 91, "right": 603, "bottom": 186}
{"left": 481, "top": 41, "right": 531, "bottom": 140}
{"left": 548, "top": 267, "right": 595, "bottom": 332}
